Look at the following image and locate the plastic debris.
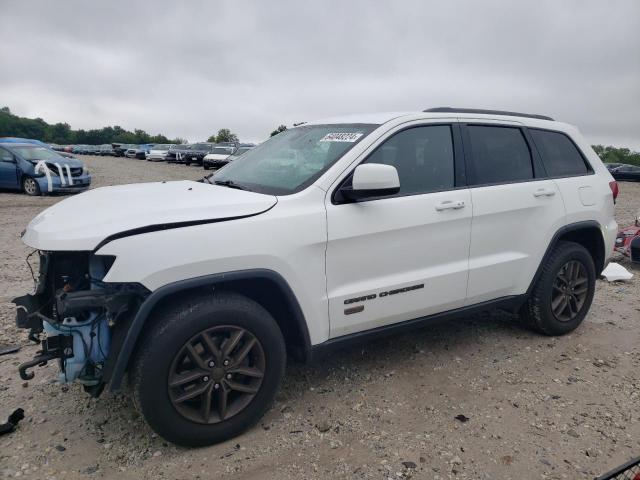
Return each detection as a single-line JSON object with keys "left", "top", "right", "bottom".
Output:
{"left": 601, "top": 262, "right": 634, "bottom": 282}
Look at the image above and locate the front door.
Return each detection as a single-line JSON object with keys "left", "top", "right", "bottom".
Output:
{"left": 325, "top": 123, "right": 472, "bottom": 338}
{"left": 0, "top": 147, "right": 19, "bottom": 189}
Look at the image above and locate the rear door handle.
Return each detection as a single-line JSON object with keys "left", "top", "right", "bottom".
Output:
{"left": 533, "top": 188, "right": 556, "bottom": 197}
{"left": 435, "top": 200, "right": 465, "bottom": 211}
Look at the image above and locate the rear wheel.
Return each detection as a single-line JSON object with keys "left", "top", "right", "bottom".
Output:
{"left": 130, "top": 291, "right": 286, "bottom": 446}
{"left": 522, "top": 241, "right": 595, "bottom": 335}
{"left": 22, "top": 177, "right": 41, "bottom": 196}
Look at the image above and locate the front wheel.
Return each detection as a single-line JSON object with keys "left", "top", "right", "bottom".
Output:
{"left": 22, "top": 176, "right": 41, "bottom": 196}
{"left": 130, "top": 291, "right": 286, "bottom": 446}
{"left": 203, "top": 165, "right": 210, "bottom": 170}
{"left": 522, "top": 241, "right": 595, "bottom": 335}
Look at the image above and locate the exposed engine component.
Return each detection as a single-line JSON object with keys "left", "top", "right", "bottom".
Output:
{"left": 13, "top": 251, "right": 147, "bottom": 387}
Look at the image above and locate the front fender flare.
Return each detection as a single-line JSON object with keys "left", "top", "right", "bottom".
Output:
{"left": 107, "top": 268, "right": 310, "bottom": 391}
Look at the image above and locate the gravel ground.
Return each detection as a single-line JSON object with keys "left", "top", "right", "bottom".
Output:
{"left": 1, "top": 156, "right": 639, "bottom": 480}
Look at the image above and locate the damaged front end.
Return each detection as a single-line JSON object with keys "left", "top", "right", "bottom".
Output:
{"left": 13, "top": 251, "right": 148, "bottom": 395}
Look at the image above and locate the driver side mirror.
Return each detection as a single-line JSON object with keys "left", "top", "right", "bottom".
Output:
{"left": 338, "top": 163, "right": 400, "bottom": 202}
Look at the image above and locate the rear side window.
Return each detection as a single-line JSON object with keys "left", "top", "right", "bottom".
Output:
{"left": 530, "top": 129, "right": 589, "bottom": 177}
{"left": 467, "top": 126, "right": 533, "bottom": 185}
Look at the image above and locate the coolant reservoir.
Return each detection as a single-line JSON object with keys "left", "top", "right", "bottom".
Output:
{"left": 43, "top": 315, "right": 110, "bottom": 384}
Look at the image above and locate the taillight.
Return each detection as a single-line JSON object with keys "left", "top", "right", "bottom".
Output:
{"left": 609, "top": 181, "right": 618, "bottom": 203}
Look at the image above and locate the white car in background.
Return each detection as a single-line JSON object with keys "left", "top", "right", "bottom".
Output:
{"left": 203, "top": 146, "right": 236, "bottom": 170}
{"left": 146, "top": 144, "right": 173, "bottom": 161}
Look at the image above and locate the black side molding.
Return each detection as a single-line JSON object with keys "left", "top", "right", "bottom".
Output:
{"left": 107, "top": 268, "right": 311, "bottom": 391}
{"left": 311, "top": 295, "right": 528, "bottom": 360}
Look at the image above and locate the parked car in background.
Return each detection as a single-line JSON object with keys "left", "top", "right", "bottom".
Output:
{"left": 0, "top": 143, "right": 91, "bottom": 195}
{"left": 126, "top": 144, "right": 155, "bottom": 159}
{"left": 113, "top": 143, "right": 132, "bottom": 157}
{"left": 0, "top": 137, "right": 50, "bottom": 147}
{"left": 166, "top": 144, "right": 193, "bottom": 164}
{"left": 202, "top": 145, "right": 237, "bottom": 170}
{"left": 0, "top": 137, "right": 77, "bottom": 159}
{"left": 183, "top": 143, "right": 217, "bottom": 166}
{"left": 146, "top": 144, "right": 173, "bottom": 161}
{"left": 610, "top": 164, "right": 640, "bottom": 181}
{"left": 99, "top": 144, "right": 115, "bottom": 156}
{"left": 605, "top": 162, "right": 625, "bottom": 173}
{"left": 224, "top": 145, "right": 254, "bottom": 163}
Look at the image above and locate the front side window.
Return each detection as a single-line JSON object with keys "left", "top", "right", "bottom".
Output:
{"left": 363, "top": 125, "right": 455, "bottom": 195}
{"left": 211, "top": 124, "right": 376, "bottom": 195}
{"left": 467, "top": 125, "right": 533, "bottom": 185}
{"left": 530, "top": 129, "right": 589, "bottom": 177}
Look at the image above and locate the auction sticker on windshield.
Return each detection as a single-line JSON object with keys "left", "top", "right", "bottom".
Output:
{"left": 320, "top": 132, "right": 364, "bottom": 143}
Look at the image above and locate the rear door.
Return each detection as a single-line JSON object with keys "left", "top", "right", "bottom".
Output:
{"left": 0, "top": 146, "right": 19, "bottom": 188}
{"left": 461, "top": 122, "right": 565, "bottom": 305}
{"left": 325, "top": 121, "right": 472, "bottom": 338}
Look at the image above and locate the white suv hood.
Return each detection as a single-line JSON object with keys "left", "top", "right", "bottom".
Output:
{"left": 22, "top": 180, "right": 277, "bottom": 251}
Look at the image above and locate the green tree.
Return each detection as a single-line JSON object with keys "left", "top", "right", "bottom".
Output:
{"left": 270, "top": 125, "right": 287, "bottom": 137}
{"left": 208, "top": 128, "right": 239, "bottom": 143}
{"left": 593, "top": 144, "right": 640, "bottom": 167}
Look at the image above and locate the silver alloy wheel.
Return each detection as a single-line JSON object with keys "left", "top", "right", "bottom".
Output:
{"left": 23, "top": 178, "right": 39, "bottom": 195}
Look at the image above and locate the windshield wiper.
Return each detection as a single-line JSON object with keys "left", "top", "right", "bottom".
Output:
{"left": 213, "top": 179, "right": 250, "bottom": 191}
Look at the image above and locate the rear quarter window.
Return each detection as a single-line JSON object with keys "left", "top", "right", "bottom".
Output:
{"left": 530, "top": 129, "right": 590, "bottom": 177}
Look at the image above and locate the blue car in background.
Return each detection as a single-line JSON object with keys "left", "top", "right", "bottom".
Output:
{"left": 0, "top": 137, "right": 78, "bottom": 159}
{"left": 0, "top": 143, "right": 91, "bottom": 196}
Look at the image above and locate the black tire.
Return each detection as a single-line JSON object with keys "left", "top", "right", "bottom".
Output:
{"left": 22, "top": 176, "right": 41, "bottom": 196}
{"left": 185, "top": 161, "right": 191, "bottom": 166}
{"left": 130, "top": 291, "right": 286, "bottom": 447}
{"left": 203, "top": 165, "right": 210, "bottom": 170}
{"left": 522, "top": 241, "right": 595, "bottom": 335}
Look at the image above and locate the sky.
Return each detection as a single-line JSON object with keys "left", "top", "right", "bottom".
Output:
{"left": 0, "top": 0, "right": 639, "bottom": 148}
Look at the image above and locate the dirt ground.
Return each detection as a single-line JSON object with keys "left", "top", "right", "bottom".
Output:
{"left": 1, "top": 156, "right": 639, "bottom": 480}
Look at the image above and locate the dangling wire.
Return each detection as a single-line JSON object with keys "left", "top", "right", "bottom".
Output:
{"left": 25, "top": 249, "right": 39, "bottom": 292}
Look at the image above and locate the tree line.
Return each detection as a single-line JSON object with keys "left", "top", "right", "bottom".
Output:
{"left": 0, "top": 107, "right": 242, "bottom": 146}
{"left": 592, "top": 144, "right": 640, "bottom": 167}
{"left": 0, "top": 107, "right": 186, "bottom": 145}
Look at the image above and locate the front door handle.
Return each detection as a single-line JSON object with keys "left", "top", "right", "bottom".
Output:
{"left": 533, "top": 188, "right": 556, "bottom": 197}
{"left": 435, "top": 200, "right": 465, "bottom": 211}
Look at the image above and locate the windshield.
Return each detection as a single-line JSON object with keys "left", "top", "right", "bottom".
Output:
{"left": 192, "top": 143, "right": 213, "bottom": 150}
{"left": 211, "top": 147, "right": 234, "bottom": 155}
{"left": 153, "top": 144, "right": 171, "bottom": 150}
{"left": 231, "top": 147, "right": 252, "bottom": 156}
{"left": 212, "top": 124, "right": 376, "bottom": 195}
{"left": 11, "top": 146, "right": 61, "bottom": 161}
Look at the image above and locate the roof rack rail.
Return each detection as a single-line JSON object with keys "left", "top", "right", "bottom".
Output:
{"left": 423, "top": 107, "right": 554, "bottom": 121}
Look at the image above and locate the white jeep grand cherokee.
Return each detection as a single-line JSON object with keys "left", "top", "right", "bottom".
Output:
{"left": 14, "top": 107, "right": 618, "bottom": 446}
